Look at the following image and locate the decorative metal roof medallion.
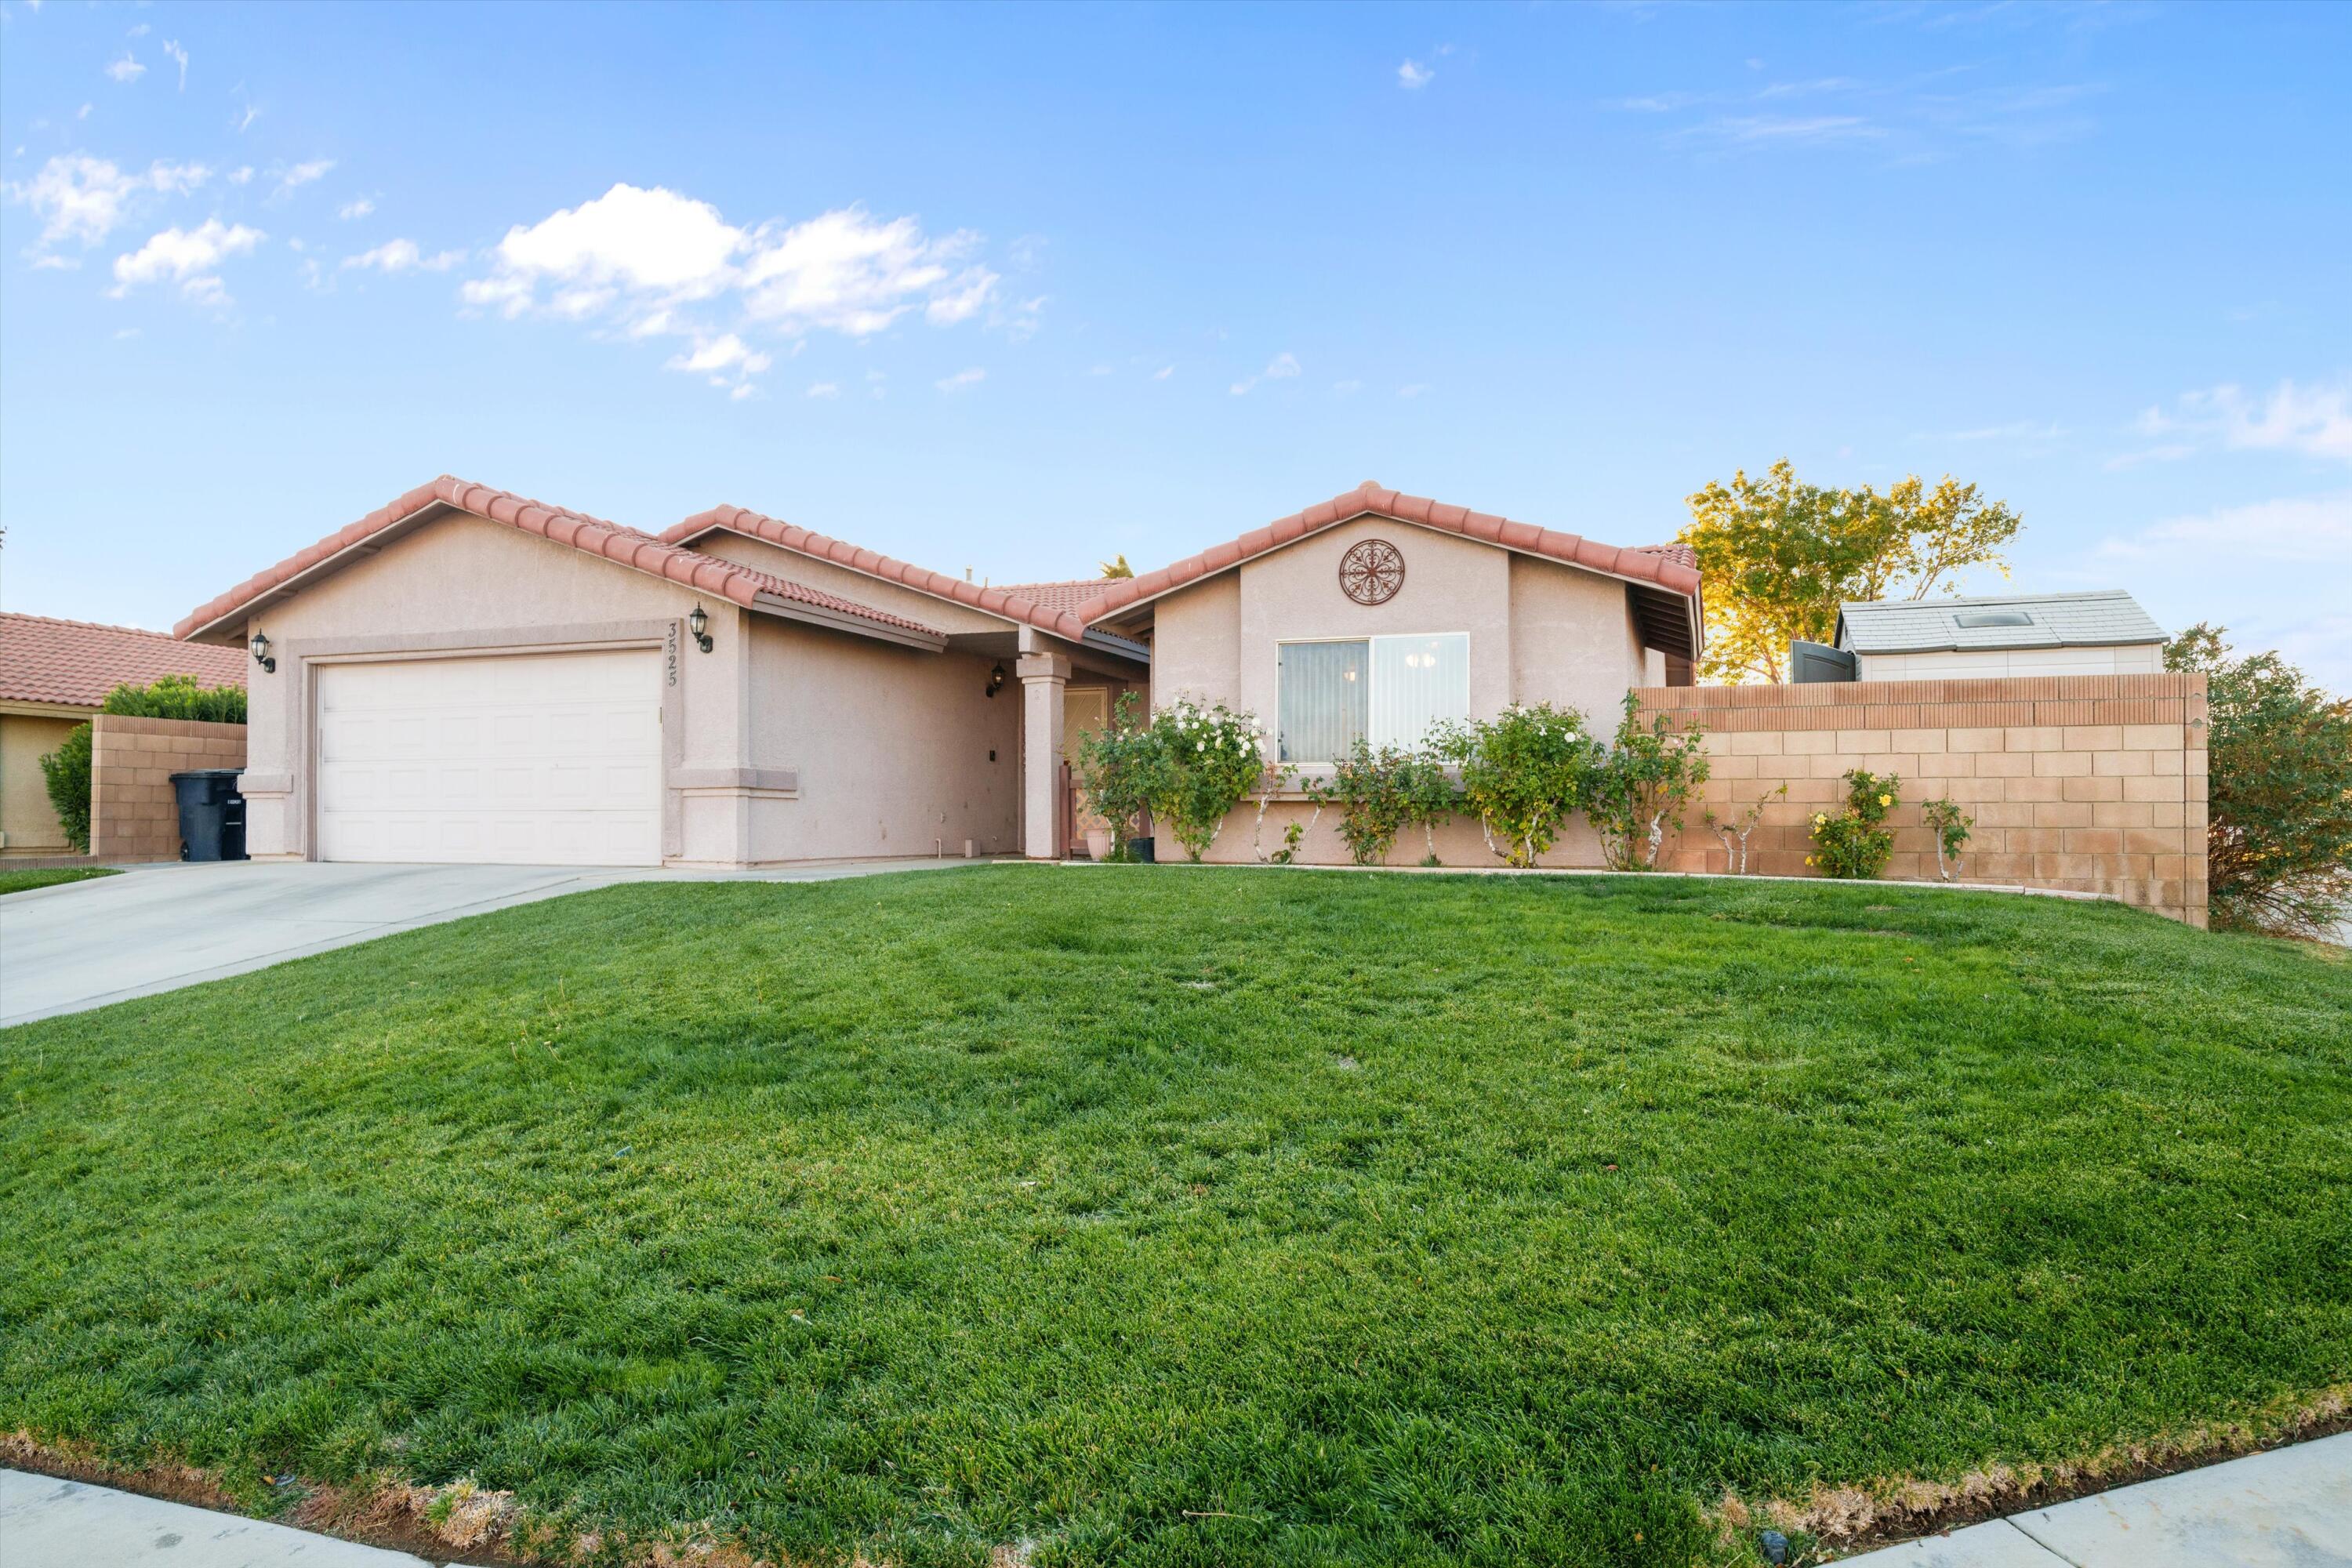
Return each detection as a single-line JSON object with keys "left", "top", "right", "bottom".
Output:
{"left": 1339, "top": 538, "right": 1405, "bottom": 606}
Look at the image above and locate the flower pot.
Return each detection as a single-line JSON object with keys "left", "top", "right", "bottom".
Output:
{"left": 1085, "top": 828, "right": 1112, "bottom": 861}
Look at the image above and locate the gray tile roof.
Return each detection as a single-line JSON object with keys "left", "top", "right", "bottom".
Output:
{"left": 1836, "top": 590, "right": 2166, "bottom": 654}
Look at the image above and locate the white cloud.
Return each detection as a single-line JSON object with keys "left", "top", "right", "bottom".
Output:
{"left": 924, "top": 265, "right": 999, "bottom": 325}
{"left": 2079, "top": 490, "right": 2352, "bottom": 692}
{"left": 663, "top": 332, "right": 771, "bottom": 396}
{"left": 1399, "top": 59, "right": 1434, "bottom": 89}
{"left": 5, "top": 154, "right": 210, "bottom": 249}
{"left": 935, "top": 366, "right": 985, "bottom": 393}
{"left": 1229, "top": 350, "right": 1301, "bottom": 396}
{"left": 2128, "top": 376, "right": 2352, "bottom": 466}
{"left": 459, "top": 183, "right": 1003, "bottom": 395}
{"left": 109, "top": 218, "right": 264, "bottom": 303}
{"left": 1397, "top": 383, "right": 1431, "bottom": 397}
{"left": 162, "top": 40, "right": 187, "bottom": 90}
{"left": 1153, "top": 364, "right": 1174, "bottom": 380}
{"left": 669, "top": 333, "right": 771, "bottom": 376}
{"left": 76, "top": 103, "right": 91, "bottom": 121}
{"left": 343, "top": 238, "right": 463, "bottom": 274}
{"left": 805, "top": 382, "right": 840, "bottom": 399}
{"left": 228, "top": 166, "right": 254, "bottom": 185}
{"left": 1334, "top": 379, "right": 1362, "bottom": 395}
{"left": 129, "top": 23, "right": 150, "bottom": 37}
{"left": 1087, "top": 363, "right": 1113, "bottom": 377}
{"left": 105, "top": 53, "right": 146, "bottom": 84}
{"left": 337, "top": 197, "right": 374, "bottom": 220}
{"left": 739, "top": 205, "right": 982, "bottom": 336}
{"left": 231, "top": 103, "right": 259, "bottom": 133}
{"left": 272, "top": 158, "right": 334, "bottom": 196}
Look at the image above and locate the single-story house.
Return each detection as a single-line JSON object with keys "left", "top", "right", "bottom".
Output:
{"left": 174, "top": 475, "right": 1702, "bottom": 869}
{"left": 1835, "top": 590, "right": 2167, "bottom": 681}
{"left": 0, "top": 612, "right": 246, "bottom": 858}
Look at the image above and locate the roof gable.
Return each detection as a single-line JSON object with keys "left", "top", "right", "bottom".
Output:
{"left": 663, "top": 506, "right": 1094, "bottom": 641}
{"left": 176, "top": 477, "right": 945, "bottom": 648}
{"left": 1070, "top": 481, "right": 1703, "bottom": 626}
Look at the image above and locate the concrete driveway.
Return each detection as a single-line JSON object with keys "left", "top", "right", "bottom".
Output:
{"left": 0, "top": 857, "right": 991, "bottom": 1029}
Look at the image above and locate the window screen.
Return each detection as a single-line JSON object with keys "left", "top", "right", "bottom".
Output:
{"left": 1278, "top": 641, "right": 1368, "bottom": 764}
{"left": 1279, "top": 633, "right": 1469, "bottom": 762}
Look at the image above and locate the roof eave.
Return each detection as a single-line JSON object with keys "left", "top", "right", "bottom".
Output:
{"left": 179, "top": 499, "right": 449, "bottom": 644}
{"left": 750, "top": 592, "right": 948, "bottom": 652}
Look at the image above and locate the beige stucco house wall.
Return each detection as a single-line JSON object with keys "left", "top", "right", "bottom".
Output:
{"left": 191, "top": 477, "right": 1141, "bottom": 869}
{"left": 179, "top": 475, "right": 1686, "bottom": 872}
{"left": 746, "top": 616, "right": 1021, "bottom": 862}
{"left": 1135, "top": 516, "right": 1679, "bottom": 868}
{"left": 0, "top": 710, "right": 81, "bottom": 855}
{"left": 231, "top": 511, "right": 753, "bottom": 863}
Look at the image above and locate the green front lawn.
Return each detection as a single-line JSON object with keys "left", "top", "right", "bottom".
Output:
{"left": 2, "top": 867, "right": 2347, "bottom": 1566}
{"left": 0, "top": 866, "right": 115, "bottom": 897}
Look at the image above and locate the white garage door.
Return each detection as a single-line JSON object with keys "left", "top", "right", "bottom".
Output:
{"left": 316, "top": 649, "right": 662, "bottom": 866}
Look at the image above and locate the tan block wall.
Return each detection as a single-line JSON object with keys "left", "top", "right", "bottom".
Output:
{"left": 89, "top": 716, "right": 248, "bottom": 862}
{"left": 1638, "top": 674, "right": 2209, "bottom": 927}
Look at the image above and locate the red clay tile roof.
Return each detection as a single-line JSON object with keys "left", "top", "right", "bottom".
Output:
{"left": 1632, "top": 542, "right": 1698, "bottom": 572}
{"left": 2, "top": 612, "right": 247, "bottom": 710}
{"left": 993, "top": 579, "right": 1111, "bottom": 616}
{"left": 175, "top": 476, "right": 942, "bottom": 645}
{"left": 1072, "top": 481, "right": 1704, "bottom": 626}
{"left": 665, "top": 506, "right": 1094, "bottom": 641}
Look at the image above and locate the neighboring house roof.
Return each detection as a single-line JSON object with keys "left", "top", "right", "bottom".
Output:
{"left": 1071, "top": 481, "right": 1704, "bottom": 656}
{"left": 662, "top": 506, "right": 1098, "bottom": 642}
{"left": 1, "top": 612, "right": 247, "bottom": 710}
{"left": 1630, "top": 542, "right": 1698, "bottom": 572}
{"left": 1836, "top": 590, "right": 2166, "bottom": 655}
{"left": 176, "top": 476, "right": 946, "bottom": 649}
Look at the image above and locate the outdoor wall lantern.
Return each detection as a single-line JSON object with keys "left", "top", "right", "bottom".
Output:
{"left": 986, "top": 662, "right": 1007, "bottom": 699}
{"left": 688, "top": 603, "right": 713, "bottom": 653}
{"left": 249, "top": 629, "right": 276, "bottom": 673}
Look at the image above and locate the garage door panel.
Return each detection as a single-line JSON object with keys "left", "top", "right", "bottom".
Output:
{"left": 317, "top": 650, "right": 662, "bottom": 866}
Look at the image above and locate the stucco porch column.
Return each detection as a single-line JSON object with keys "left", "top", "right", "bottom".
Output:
{"left": 1018, "top": 652, "right": 1071, "bottom": 859}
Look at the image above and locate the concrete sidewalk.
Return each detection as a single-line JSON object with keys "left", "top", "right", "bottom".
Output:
{"left": 0, "top": 1468, "right": 433, "bottom": 1566}
{"left": 1842, "top": 1429, "right": 2351, "bottom": 1566}
{"left": 0, "top": 856, "right": 993, "bottom": 1028}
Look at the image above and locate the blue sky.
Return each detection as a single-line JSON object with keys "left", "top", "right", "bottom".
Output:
{"left": 4, "top": 1, "right": 2347, "bottom": 687}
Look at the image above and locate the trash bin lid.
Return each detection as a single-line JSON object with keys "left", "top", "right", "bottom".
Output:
{"left": 168, "top": 768, "right": 245, "bottom": 780}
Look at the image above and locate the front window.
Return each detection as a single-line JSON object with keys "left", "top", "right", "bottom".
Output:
{"left": 1278, "top": 633, "right": 1468, "bottom": 763}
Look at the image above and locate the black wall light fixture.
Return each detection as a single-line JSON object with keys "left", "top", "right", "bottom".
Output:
{"left": 986, "top": 662, "right": 1007, "bottom": 698}
{"left": 688, "top": 604, "right": 713, "bottom": 653}
{"left": 249, "top": 629, "right": 276, "bottom": 673}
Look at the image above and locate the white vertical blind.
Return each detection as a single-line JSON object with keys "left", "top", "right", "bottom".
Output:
{"left": 1370, "top": 633, "right": 1469, "bottom": 750}
{"left": 1278, "top": 633, "right": 1470, "bottom": 762}
{"left": 1278, "top": 641, "right": 1368, "bottom": 763}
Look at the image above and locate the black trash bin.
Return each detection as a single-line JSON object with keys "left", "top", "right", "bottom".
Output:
{"left": 170, "top": 768, "right": 248, "bottom": 862}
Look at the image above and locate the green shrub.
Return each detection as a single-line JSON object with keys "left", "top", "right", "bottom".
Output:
{"left": 1704, "top": 782, "right": 1787, "bottom": 875}
{"left": 1145, "top": 699, "right": 1270, "bottom": 862}
{"left": 1072, "top": 692, "right": 1164, "bottom": 861}
{"left": 1325, "top": 739, "right": 1459, "bottom": 866}
{"left": 1921, "top": 797, "right": 1974, "bottom": 881}
{"left": 1588, "top": 693, "right": 1711, "bottom": 871}
{"left": 1809, "top": 769, "right": 1900, "bottom": 879}
{"left": 38, "top": 723, "right": 94, "bottom": 854}
{"left": 101, "top": 672, "right": 247, "bottom": 724}
{"left": 1435, "top": 703, "right": 1602, "bottom": 868}
{"left": 2168, "top": 623, "right": 2352, "bottom": 937}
